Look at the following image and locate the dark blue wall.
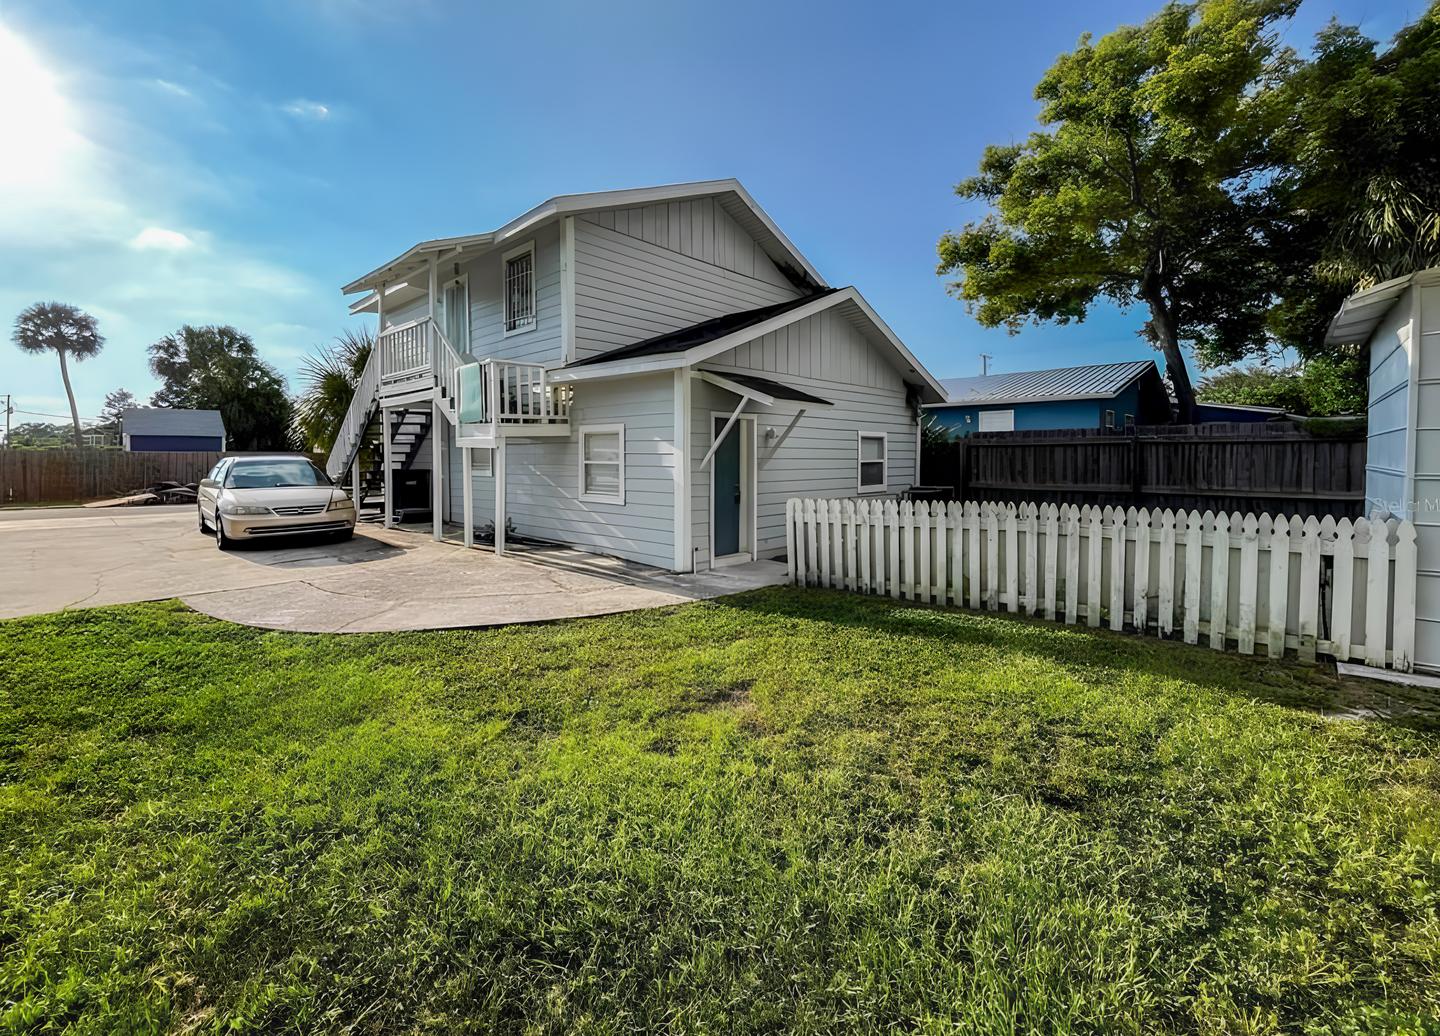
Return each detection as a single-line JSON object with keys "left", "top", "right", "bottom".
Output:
{"left": 928, "top": 386, "right": 1143, "bottom": 437}
{"left": 127, "top": 435, "right": 223, "bottom": 453}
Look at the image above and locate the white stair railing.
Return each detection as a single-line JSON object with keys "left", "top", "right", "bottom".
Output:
{"left": 325, "top": 341, "right": 383, "bottom": 480}
{"left": 379, "top": 318, "right": 429, "bottom": 384}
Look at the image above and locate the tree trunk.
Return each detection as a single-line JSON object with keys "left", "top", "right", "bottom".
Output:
{"left": 57, "top": 349, "right": 84, "bottom": 448}
{"left": 1140, "top": 276, "right": 1196, "bottom": 424}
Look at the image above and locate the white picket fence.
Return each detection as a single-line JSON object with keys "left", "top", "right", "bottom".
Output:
{"left": 785, "top": 499, "right": 1418, "bottom": 672}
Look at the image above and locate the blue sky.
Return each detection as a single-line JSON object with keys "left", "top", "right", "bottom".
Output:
{"left": 0, "top": 0, "right": 1418, "bottom": 426}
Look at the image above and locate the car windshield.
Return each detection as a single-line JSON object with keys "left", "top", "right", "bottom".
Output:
{"left": 225, "top": 459, "right": 331, "bottom": 489}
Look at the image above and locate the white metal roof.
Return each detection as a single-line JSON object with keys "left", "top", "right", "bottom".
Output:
{"left": 1324, "top": 267, "right": 1440, "bottom": 347}
{"left": 341, "top": 179, "right": 826, "bottom": 300}
{"left": 928, "top": 360, "right": 1157, "bottom": 406}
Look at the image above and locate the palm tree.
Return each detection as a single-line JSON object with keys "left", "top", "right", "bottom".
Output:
{"left": 292, "top": 327, "right": 374, "bottom": 453}
{"left": 12, "top": 302, "right": 104, "bottom": 448}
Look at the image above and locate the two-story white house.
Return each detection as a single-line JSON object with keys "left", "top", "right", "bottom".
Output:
{"left": 327, "top": 179, "right": 945, "bottom": 573}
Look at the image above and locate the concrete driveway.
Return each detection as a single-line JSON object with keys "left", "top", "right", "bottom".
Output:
{"left": 0, "top": 506, "right": 788, "bottom": 632}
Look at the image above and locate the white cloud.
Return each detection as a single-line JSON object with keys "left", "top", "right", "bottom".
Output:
{"left": 281, "top": 98, "right": 331, "bottom": 120}
{"left": 130, "top": 226, "right": 195, "bottom": 251}
{"left": 151, "top": 78, "right": 191, "bottom": 98}
{"left": 0, "top": 20, "right": 338, "bottom": 418}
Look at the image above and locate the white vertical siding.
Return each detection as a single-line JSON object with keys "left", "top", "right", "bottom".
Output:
{"left": 1403, "top": 281, "right": 1440, "bottom": 670}
{"left": 690, "top": 307, "right": 918, "bottom": 568}
{"left": 573, "top": 199, "right": 802, "bottom": 359}
{"left": 1366, "top": 288, "right": 1412, "bottom": 518}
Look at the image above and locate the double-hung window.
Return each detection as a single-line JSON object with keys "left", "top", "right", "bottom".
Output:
{"left": 503, "top": 242, "right": 536, "bottom": 335}
{"left": 579, "top": 424, "right": 625, "bottom": 504}
{"left": 858, "top": 432, "right": 887, "bottom": 494}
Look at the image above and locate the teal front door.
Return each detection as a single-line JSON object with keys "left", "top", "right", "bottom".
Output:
{"left": 713, "top": 417, "right": 742, "bottom": 558}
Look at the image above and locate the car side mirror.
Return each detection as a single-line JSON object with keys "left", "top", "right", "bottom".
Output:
{"left": 199, "top": 478, "right": 217, "bottom": 488}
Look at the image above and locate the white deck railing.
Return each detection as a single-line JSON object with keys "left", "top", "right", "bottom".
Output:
{"left": 379, "top": 318, "right": 430, "bottom": 384}
{"left": 488, "top": 360, "right": 571, "bottom": 424}
{"left": 787, "top": 498, "right": 1419, "bottom": 672}
{"left": 325, "top": 339, "right": 382, "bottom": 479}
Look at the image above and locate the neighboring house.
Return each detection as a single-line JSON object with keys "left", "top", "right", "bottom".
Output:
{"left": 1193, "top": 402, "right": 1288, "bottom": 423}
{"left": 923, "top": 360, "right": 1171, "bottom": 436}
{"left": 122, "top": 408, "right": 226, "bottom": 452}
{"left": 1326, "top": 264, "right": 1440, "bottom": 672}
{"left": 328, "top": 179, "right": 945, "bottom": 572}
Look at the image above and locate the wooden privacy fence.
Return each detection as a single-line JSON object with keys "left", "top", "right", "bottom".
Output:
{"left": 922, "top": 425, "right": 1367, "bottom": 519}
{"left": 0, "top": 450, "right": 320, "bottom": 506}
{"left": 785, "top": 498, "right": 1418, "bottom": 672}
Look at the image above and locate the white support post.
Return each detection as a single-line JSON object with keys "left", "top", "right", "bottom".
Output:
{"left": 495, "top": 434, "right": 507, "bottom": 556}
{"left": 432, "top": 399, "right": 443, "bottom": 541}
{"left": 462, "top": 447, "right": 474, "bottom": 549}
{"left": 381, "top": 407, "right": 393, "bottom": 529}
{"left": 351, "top": 457, "right": 361, "bottom": 506}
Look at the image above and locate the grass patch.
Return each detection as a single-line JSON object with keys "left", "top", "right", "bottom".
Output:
{"left": 1, "top": 589, "right": 1438, "bottom": 1033}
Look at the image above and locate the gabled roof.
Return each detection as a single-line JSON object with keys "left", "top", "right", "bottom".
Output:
{"left": 928, "top": 360, "right": 1158, "bottom": 406}
{"left": 122, "top": 407, "right": 226, "bottom": 438}
{"left": 566, "top": 290, "right": 840, "bottom": 368}
{"left": 342, "top": 179, "right": 826, "bottom": 299}
{"left": 1324, "top": 266, "right": 1440, "bottom": 347}
{"left": 550, "top": 286, "right": 947, "bottom": 403}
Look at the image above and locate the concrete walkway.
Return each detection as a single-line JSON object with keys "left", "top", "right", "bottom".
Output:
{"left": 0, "top": 507, "right": 788, "bottom": 632}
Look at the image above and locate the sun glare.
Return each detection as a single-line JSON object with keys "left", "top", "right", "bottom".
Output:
{"left": 0, "top": 23, "right": 82, "bottom": 188}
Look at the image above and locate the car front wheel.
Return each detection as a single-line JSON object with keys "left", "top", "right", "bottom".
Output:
{"left": 215, "top": 517, "right": 232, "bottom": 551}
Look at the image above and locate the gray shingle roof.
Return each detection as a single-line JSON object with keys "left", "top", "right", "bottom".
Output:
{"left": 933, "top": 360, "right": 1157, "bottom": 405}
{"left": 122, "top": 407, "right": 226, "bottom": 438}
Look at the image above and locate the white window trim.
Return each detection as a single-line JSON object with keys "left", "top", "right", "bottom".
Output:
{"left": 857, "top": 431, "right": 888, "bottom": 495}
{"left": 1104, "top": 409, "right": 1116, "bottom": 429}
{"left": 502, "top": 240, "right": 536, "bottom": 338}
{"left": 579, "top": 423, "right": 625, "bottom": 505}
{"left": 978, "top": 409, "right": 1015, "bottom": 432}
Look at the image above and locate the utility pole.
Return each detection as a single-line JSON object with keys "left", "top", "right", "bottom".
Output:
{"left": 979, "top": 354, "right": 993, "bottom": 377}
{"left": 1, "top": 394, "right": 10, "bottom": 448}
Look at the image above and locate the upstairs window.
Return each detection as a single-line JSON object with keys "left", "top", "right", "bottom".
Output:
{"left": 503, "top": 242, "right": 536, "bottom": 335}
{"left": 858, "top": 432, "right": 887, "bottom": 494}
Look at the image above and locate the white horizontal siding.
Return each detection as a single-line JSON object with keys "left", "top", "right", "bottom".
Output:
{"left": 458, "top": 221, "right": 563, "bottom": 366}
{"left": 573, "top": 205, "right": 800, "bottom": 360}
{"left": 690, "top": 308, "right": 917, "bottom": 568}
{"left": 495, "top": 373, "right": 677, "bottom": 569}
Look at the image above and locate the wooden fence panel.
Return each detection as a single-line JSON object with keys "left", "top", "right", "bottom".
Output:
{"left": 788, "top": 497, "right": 1418, "bottom": 673}
{"left": 922, "top": 426, "right": 1367, "bottom": 520}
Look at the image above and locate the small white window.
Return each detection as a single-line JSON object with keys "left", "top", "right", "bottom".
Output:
{"left": 503, "top": 242, "right": 536, "bottom": 335}
{"left": 473, "top": 448, "right": 493, "bottom": 476}
{"left": 1104, "top": 409, "right": 1116, "bottom": 429}
{"left": 858, "top": 432, "right": 887, "bottom": 494}
{"left": 1124, "top": 413, "right": 1136, "bottom": 428}
{"left": 978, "top": 409, "right": 1014, "bottom": 432}
{"left": 579, "top": 424, "right": 625, "bottom": 504}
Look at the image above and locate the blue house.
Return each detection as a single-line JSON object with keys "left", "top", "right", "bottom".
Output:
{"left": 122, "top": 408, "right": 227, "bottom": 453}
{"left": 924, "top": 360, "right": 1171, "bottom": 436}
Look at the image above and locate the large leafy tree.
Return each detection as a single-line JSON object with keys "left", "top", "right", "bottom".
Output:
{"left": 148, "top": 325, "right": 294, "bottom": 451}
{"left": 1264, "top": 3, "right": 1440, "bottom": 355}
{"left": 292, "top": 328, "right": 373, "bottom": 453}
{"left": 11, "top": 302, "right": 105, "bottom": 447}
{"left": 937, "top": 0, "right": 1300, "bottom": 422}
{"left": 1197, "top": 354, "right": 1367, "bottom": 416}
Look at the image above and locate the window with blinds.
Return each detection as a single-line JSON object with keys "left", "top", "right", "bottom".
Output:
{"left": 503, "top": 242, "right": 536, "bottom": 334}
{"left": 858, "top": 433, "right": 887, "bottom": 493}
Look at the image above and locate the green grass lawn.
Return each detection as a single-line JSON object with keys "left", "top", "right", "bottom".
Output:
{"left": 1, "top": 590, "right": 1438, "bottom": 1034}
